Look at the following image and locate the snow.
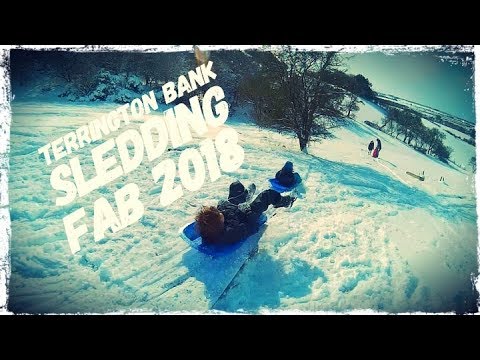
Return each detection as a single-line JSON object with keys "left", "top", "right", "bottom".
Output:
{"left": 7, "top": 99, "right": 478, "bottom": 313}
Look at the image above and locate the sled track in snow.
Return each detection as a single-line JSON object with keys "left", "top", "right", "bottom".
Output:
{"left": 374, "top": 158, "right": 412, "bottom": 187}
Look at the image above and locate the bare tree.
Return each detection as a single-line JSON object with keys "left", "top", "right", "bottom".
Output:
{"left": 240, "top": 46, "right": 347, "bottom": 153}
{"left": 345, "top": 93, "right": 360, "bottom": 118}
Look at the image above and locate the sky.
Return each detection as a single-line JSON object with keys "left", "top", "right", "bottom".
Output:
{"left": 344, "top": 51, "right": 475, "bottom": 123}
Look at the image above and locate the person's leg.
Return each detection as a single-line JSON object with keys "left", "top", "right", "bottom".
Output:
{"left": 245, "top": 189, "right": 275, "bottom": 230}
{"left": 249, "top": 189, "right": 293, "bottom": 214}
{"left": 244, "top": 190, "right": 294, "bottom": 232}
{"left": 249, "top": 189, "right": 279, "bottom": 213}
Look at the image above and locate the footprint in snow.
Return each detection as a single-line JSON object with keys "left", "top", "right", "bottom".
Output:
{"left": 349, "top": 201, "right": 365, "bottom": 208}
{"left": 323, "top": 232, "right": 337, "bottom": 240}
{"left": 323, "top": 195, "right": 338, "bottom": 203}
{"left": 196, "top": 192, "right": 209, "bottom": 199}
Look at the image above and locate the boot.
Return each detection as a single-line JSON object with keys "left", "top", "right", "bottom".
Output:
{"left": 274, "top": 195, "right": 296, "bottom": 208}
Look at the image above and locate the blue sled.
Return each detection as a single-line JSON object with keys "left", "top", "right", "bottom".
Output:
{"left": 179, "top": 214, "right": 268, "bottom": 256}
{"left": 268, "top": 173, "right": 302, "bottom": 193}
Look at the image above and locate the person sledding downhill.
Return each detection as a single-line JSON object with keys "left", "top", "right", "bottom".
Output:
{"left": 275, "top": 161, "right": 295, "bottom": 187}
{"left": 195, "top": 181, "right": 296, "bottom": 246}
{"left": 269, "top": 161, "right": 304, "bottom": 195}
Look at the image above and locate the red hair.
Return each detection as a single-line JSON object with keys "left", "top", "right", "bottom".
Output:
{"left": 195, "top": 206, "right": 224, "bottom": 244}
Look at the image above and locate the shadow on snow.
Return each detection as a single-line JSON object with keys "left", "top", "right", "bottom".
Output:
{"left": 307, "top": 155, "right": 476, "bottom": 223}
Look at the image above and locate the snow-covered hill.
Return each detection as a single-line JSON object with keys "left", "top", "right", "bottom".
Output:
{"left": 377, "top": 93, "right": 474, "bottom": 134}
{"left": 7, "top": 100, "right": 478, "bottom": 313}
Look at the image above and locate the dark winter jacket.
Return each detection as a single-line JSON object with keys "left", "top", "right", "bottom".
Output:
{"left": 376, "top": 139, "right": 382, "bottom": 151}
{"left": 216, "top": 200, "right": 259, "bottom": 245}
{"left": 275, "top": 161, "right": 296, "bottom": 187}
{"left": 209, "top": 187, "right": 291, "bottom": 245}
{"left": 368, "top": 141, "right": 374, "bottom": 151}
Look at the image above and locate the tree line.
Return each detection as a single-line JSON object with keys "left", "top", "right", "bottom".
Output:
{"left": 380, "top": 107, "right": 452, "bottom": 161}
{"left": 11, "top": 47, "right": 375, "bottom": 153}
{"left": 13, "top": 47, "right": 455, "bottom": 162}
{"left": 11, "top": 50, "right": 195, "bottom": 103}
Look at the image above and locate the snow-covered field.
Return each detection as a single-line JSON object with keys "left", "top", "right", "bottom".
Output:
{"left": 378, "top": 93, "right": 474, "bottom": 133}
{"left": 7, "top": 100, "right": 478, "bottom": 313}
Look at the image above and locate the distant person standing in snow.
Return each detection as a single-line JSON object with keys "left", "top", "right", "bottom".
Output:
{"left": 373, "top": 138, "right": 382, "bottom": 158}
{"left": 368, "top": 140, "right": 374, "bottom": 155}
